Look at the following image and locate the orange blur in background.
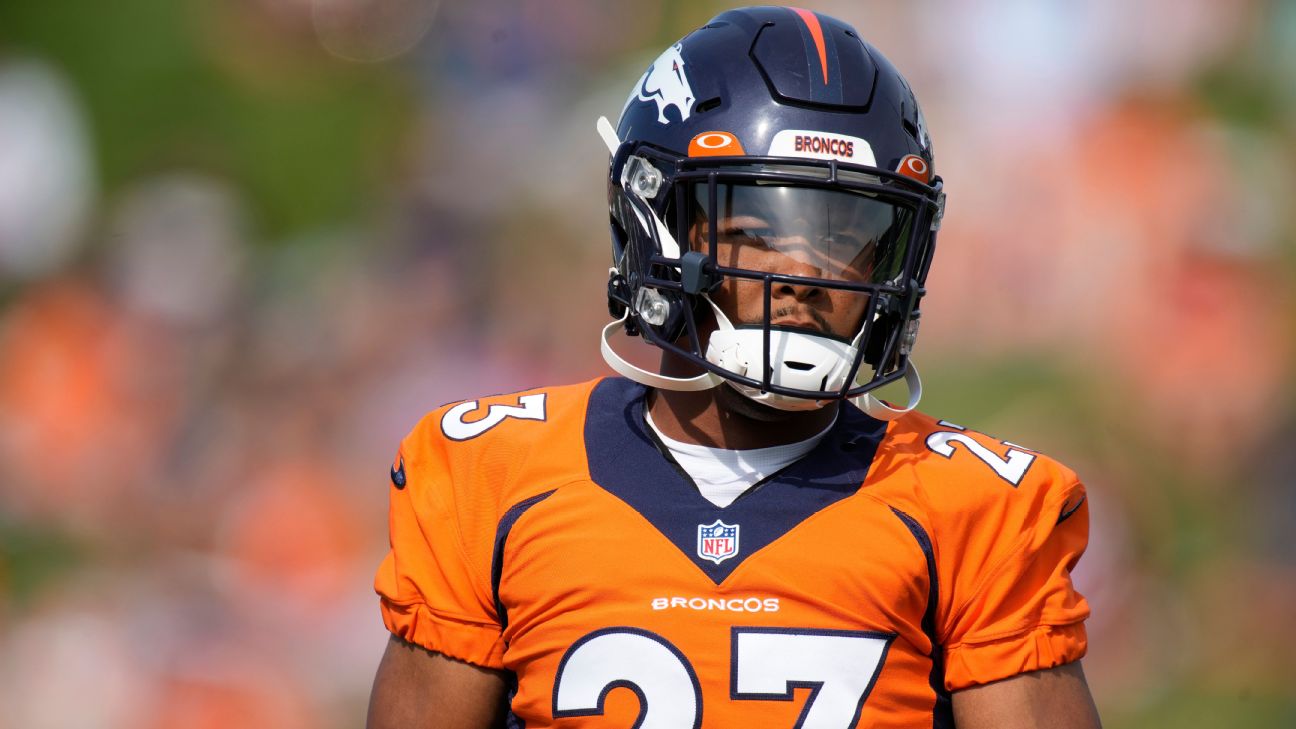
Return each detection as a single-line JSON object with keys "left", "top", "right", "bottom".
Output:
{"left": 0, "top": 1, "right": 1293, "bottom": 727}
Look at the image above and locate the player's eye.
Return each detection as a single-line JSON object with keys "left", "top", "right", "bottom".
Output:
{"left": 720, "top": 226, "right": 772, "bottom": 247}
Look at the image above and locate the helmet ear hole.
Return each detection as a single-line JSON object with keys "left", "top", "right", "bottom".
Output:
{"left": 695, "top": 97, "right": 722, "bottom": 114}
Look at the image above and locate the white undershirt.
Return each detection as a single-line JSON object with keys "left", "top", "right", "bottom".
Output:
{"left": 644, "top": 408, "right": 835, "bottom": 508}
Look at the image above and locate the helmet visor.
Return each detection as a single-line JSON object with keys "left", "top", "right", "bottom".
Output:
{"left": 688, "top": 182, "right": 914, "bottom": 286}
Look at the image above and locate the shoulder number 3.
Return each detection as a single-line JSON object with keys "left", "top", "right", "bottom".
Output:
{"left": 440, "top": 393, "right": 547, "bottom": 441}
{"left": 553, "top": 627, "right": 892, "bottom": 728}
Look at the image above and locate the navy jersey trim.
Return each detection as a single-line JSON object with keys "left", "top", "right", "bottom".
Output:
{"left": 890, "top": 507, "right": 953, "bottom": 729}
{"left": 584, "top": 377, "right": 886, "bottom": 584}
{"left": 492, "top": 489, "right": 557, "bottom": 629}
{"left": 504, "top": 670, "right": 524, "bottom": 729}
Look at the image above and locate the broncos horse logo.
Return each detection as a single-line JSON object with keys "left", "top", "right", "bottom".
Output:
{"left": 633, "top": 44, "right": 694, "bottom": 125}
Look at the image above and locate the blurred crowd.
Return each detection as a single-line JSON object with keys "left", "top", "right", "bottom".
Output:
{"left": 0, "top": 1, "right": 1293, "bottom": 727}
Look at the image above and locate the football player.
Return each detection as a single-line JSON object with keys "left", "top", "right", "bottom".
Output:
{"left": 368, "top": 7, "right": 1101, "bottom": 728}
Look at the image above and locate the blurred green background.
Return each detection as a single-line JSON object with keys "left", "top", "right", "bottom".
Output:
{"left": 0, "top": 1, "right": 1293, "bottom": 727}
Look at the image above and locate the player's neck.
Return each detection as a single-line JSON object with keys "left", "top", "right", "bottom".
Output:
{"left": 646, "top": 353, "right": 838, "bottom": 450}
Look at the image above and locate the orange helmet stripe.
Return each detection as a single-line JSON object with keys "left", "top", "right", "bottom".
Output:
{"left": 791, "top": 8, "right": 829, "bottom": 85}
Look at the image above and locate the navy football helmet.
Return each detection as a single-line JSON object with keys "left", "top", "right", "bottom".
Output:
{"left": 598, "top": 6, "right": 945, "bottom": 418}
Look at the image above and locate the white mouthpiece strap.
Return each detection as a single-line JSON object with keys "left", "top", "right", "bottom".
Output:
{"left": 600, "top": 315, "right": 723, "bottom": 391}
{"left": 706, "top": 295, "right": 733, "bottom": 331}
{"left": 597, "top": 116, "right": 682, "bottom": 259}
{"left": 631, "top": 206, "right": 682, "bottom": 260}
{"left": 852, "top": 361, "right": 923, "bottom": 421}
{"left": 597, "top": 116, "right": 620, "bottom": 155}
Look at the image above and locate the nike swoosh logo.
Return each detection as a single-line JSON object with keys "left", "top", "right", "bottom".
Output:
{"left": 1056, "top": 494, "right": 1086, "bottom": 525}
{"left": 391, "top": 456, "right": 406, "bottom": 490}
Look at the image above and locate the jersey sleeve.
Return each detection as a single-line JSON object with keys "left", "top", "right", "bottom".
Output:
{"left": 373, "top": 418, "right": 506, "bottom": 669}
{"left": 932, "top": 453, "right": 1091, "bottom": 691}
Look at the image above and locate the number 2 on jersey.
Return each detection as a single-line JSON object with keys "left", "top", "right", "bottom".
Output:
{"left": 925, "top": 420, "right": 1036, "bottom": 486}
{"left": 553, "top": 627, "right": 892, "bottom": 728}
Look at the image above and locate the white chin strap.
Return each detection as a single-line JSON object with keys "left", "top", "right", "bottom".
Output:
{"left": 600, "top": 314, "right": 723, "bottom": 391}
{"left": 851, "top": 359, "right": 922, "bottom": 421}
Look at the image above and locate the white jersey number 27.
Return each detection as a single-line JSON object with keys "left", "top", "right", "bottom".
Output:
{"left": 553, "top": 627, "right": 892, "bottom": 728}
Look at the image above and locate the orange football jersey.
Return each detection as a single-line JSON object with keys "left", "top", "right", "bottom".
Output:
{"left": 375, "top": 377, "right": 1090, "bottom": 727}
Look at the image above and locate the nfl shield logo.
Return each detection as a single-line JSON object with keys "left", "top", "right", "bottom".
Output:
{"left": 697, "top": 520, "right": 740, "bottom": 565}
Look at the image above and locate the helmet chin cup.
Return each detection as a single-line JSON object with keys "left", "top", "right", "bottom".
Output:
{"left": 705, "top": 327, "right": 858, "bottom": 411}
{"left": 725, "top": 381, "right": 832, "bottom": 411}
{"left": 851, "top": 360, "right": 923, "bottom": 421}
{"left": 600, "top": 314, "right": 723, "bottom": 392}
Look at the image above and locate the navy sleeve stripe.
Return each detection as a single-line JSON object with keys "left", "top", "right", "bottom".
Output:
{"left": 491, "top": 489, "right": 557, "bottom": 630}
{"left": 890, "top": 506, "right": 953, "bottom": 729}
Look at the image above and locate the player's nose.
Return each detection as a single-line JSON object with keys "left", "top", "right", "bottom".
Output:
{"left": 769, "top": 254, "right": 828, "bottom": 303}
{"left": 773, "top": 278, "right": 824, "bottom": 303}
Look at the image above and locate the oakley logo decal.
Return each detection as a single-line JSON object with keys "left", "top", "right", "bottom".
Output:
{"left": 688, "top": 131, "right": 745, "bottom": 157}
{"left": 896, "top": 154, "right": 931, "bottom": 184}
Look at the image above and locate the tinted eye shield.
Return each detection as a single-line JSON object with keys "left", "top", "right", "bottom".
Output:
{"left": 653, "top": 153, "right": 939, "bottom": 285}
{"left": 613, "top": 148, "right": 942, "bottom": 400}
{"left": 656, "top": 156, "right": 937, "bottom": 312}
